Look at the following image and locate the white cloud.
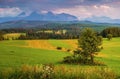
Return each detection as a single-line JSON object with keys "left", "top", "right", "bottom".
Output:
{"left": 53, "top": 4, "right": 120, "bottom": 20}
{"left": 53, "top": 6, "right": 92, "bottom": 20}
{"left": 41, "top": 11, "right": 48, "bottom": 14}
{"left": 0, "top": 7, "right": 22, "bottom": 17}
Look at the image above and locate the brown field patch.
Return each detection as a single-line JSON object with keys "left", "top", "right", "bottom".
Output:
{"left": 26, "top": 40, "right": 55, "bottom": 50}
{"left": 96, "top": 53, "right": 108, "bottom": 58}
{"left": 103, "top": 42, "right": 120, "bottom": 48}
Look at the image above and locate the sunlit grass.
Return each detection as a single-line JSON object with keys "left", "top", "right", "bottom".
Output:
{"left": 0, "top": 38, "right": 120, "bottom": 75}
{"left": 0, "top": 65, "right": 116, "bottom": 79}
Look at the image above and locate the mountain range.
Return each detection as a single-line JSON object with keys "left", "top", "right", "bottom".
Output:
{"left": 0, "top": 12, "right": 78, "bottom": 23}
{"left": 1, "top": 11, "right": 120, "bottom": 24}
{"left": 85, "top": 16, "right": 120, "bottom": 24}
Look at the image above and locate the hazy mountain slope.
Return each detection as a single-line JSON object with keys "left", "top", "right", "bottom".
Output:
{"left": 0, "top": 12, "right": 78, "bottom": 23}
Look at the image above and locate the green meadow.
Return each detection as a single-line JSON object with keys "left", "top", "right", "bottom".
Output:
{"left": 0, "top": 40, "right": 70, "bottom": 69}
{"left": 98, "top": 38, "right": 120, "bottom": 74}
{"left": 0, "top": 38, "right": 120, "bottom": 75}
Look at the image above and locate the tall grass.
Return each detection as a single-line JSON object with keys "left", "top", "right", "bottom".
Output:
{"left": 0, "top": 64, "right": 117, "bottom": 79}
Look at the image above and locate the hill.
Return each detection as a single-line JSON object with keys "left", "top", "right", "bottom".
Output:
{"left": 0, "top": 20, "right": 120, "bottom": 31}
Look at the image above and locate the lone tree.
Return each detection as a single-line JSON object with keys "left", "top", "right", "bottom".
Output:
{"left": 78, "top": 28, "right": 102, "bottom": 64}
{"left": 63, "top": 28, "right": 102, "bottom": 64}
{"left": 107, "top": 34, "right": 112, "bottom": 40}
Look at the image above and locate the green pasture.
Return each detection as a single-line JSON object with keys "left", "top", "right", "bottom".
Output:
{"left": 48, "top": 40, "right": 72, "bottom": 49}
{"left": 0, "top": 40, "right": 69, "bottom": 69}
{"left": 0, "top": 38, "right": 120, "bottom": 74}
{"left": 97, "top": 38, "right": 120, "bottom": 74}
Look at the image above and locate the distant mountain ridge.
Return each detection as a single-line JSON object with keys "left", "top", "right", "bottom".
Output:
{"left": 1, "top": 11, "right": 120, "bottom": 24}
{"left": 85, "top": 16, "right": 120, "bottom": 24}
{"left": 0, "top": 11, "right": 78, "bottom": 23}
{"left": 0, "top": 20, "right": 120, "bottom": 29}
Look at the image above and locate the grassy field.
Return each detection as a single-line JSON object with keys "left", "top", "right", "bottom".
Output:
{"left": 3, "top": 33, "right": 26, "bottom": 40}
{"left": 0, "top": 40, "right": 70, "bottom": 69}
{"left": 0, "top": 38, "right": 120, "bottom": 75}
{"left": 97, "top": 38, "right": 120, "bottom": 74}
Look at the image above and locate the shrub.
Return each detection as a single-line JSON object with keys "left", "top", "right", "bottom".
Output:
{"left": 66, "top": 49, "right": 71, "bottom": 52}
{"left": 56, "top": 47, "right": 62, "bottom": 50}
{"left": 101, "top": 46, "right": 104, "bottom": 49}
{"left": 63, "top": 56, "right": 75, "bottom": 64}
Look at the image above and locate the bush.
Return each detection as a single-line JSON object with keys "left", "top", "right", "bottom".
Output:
{"left": 63, "top": 56, "right": 75, "bottom": 64}
{"left": 101, "top": 46, "right": 104, "bottom": 49}
{"left": 63, "top": 49, "right": 105, "bottom": 65}
{"left": 56, "top": 47, "right": 62, "bottom": 50}
{"left": 66, "top": 49, "right": 71, "bottom": 52}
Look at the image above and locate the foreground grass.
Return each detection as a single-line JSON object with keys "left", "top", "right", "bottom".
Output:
{"left": 0, "top": 65, "right": 116, "bottom": 79}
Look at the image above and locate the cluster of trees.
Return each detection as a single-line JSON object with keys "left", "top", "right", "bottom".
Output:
{"left": 101, "top": 27, "right": 120, "bottom": 37}
{"left": 1, "top": 28, "right": 28, "bottom": 33}
{"left": 0, "top": 27, "right": 81, "bottom": 40}
{"left": 19, "top": 31, "right": 80, "bottom": 40}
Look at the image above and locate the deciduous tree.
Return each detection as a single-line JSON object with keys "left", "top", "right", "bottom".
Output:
{"left": 78, "top": 28, "right": 102, "bottom": 63}
{"left": 107, "top": 34, "right": 112, "bottom": 40}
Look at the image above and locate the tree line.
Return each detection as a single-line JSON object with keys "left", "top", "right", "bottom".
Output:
{"left": 0, "top": 27, "right": 120, "bottom": 40}
{"left": 101, "top": 27, "right": 120, "bottom": 37}
{"left": 19, "top": 30, "right": 80, "bottom": 40}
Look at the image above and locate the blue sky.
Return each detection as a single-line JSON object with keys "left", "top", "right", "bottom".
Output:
{"left": 0, "top": 0, "right": 120, "bottom": 20}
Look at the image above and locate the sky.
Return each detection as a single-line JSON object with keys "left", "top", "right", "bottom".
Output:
{"left": 0, "top": 0, "right": 120, "bottom": 20}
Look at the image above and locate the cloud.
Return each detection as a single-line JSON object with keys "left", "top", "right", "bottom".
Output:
{"left": 0, "top": 0, "right": 120, "bottom": 19}
{"left": 0, "top": 0, "right": 119, "bottom": 10}
{"left": 53, "top": 4, "right": 120, "bottom": 20}
{"left": 52, "top": 6, "right": 92, "bottom": 20}
{"left": 0, "top": 7, "right": 22, "bottom": 17}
